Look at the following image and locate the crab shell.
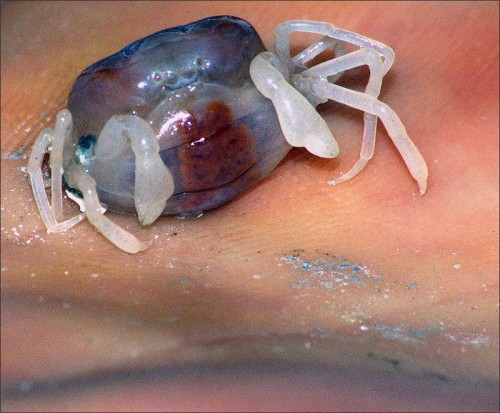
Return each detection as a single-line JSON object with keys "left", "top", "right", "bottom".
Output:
{"left": 68, "top": 16, "right": 290, "bottom": 216}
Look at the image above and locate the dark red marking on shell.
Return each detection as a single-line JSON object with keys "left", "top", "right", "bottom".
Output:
{"left": 168, "top": 165, "right": 262, "bottom": 213}
{"left": 177, "top": 101, "right": 256, "bottom": 193}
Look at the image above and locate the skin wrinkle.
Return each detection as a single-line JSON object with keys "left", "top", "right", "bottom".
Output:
{"left": 1, "top": 1, "right": 498, "bottom": 411}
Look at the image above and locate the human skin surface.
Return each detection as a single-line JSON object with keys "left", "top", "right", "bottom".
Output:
{"left": 1, "top": 1, "right": 498, "bottom": 411}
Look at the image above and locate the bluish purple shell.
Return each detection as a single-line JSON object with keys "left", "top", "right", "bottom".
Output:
{"left": 67, "top": 16, "right": 290, "bottom": 215}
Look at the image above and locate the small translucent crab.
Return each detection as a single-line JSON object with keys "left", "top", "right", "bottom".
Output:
{"left": 28, "top": 16, "right": 428, "bottom": 253}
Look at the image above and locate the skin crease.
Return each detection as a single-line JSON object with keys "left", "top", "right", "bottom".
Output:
{"left": 1, "top": 1, "right": 498, "bottom": 411}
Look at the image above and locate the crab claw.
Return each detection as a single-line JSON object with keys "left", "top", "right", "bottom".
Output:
{"left": 250, "top": 52, "right": 339, "bottom": 158}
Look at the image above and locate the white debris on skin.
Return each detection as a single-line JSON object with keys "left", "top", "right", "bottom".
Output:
{"left": 281, "top": 254, "right": 382, "bottom": 290}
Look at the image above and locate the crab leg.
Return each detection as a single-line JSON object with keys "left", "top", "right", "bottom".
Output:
{"left": 303, "top": 48, "right": 385, "bottom": 185}
{"left": 64, "top": 163, "right": 152, "bottom": 253}
{"left": 275, "top": 21, "right": 394, "bottom": 75}
{"left": 27, "top": 110, "right": 85, "bottom": 232}
{"left": 312, "top": 79, "right": 428, "bottom": 194}
{"left": 250, "top": 52, "right": 339, "bottom": 158}
{"left": 96, "top": 115, "right": 175, "bottom": 226}
{"left": 290, "top": 36, "right": 346, "bottom": 82}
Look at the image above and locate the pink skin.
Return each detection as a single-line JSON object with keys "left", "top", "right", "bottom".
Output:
{"left": 1, "top": 2, "right": 498, "bottom": 411}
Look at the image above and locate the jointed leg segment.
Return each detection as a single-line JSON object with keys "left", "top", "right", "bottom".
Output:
{"left": 27, "top": 110, "right": 85, "bottom": 232}
{"left": 302, "top": 47, "right": 385, "bottom": 185}
{"left": 28, "top": 109, "right": 164, "bottom": 253}
{"left": 64, "top": 162, "right": 152, "bottom": 253}
{"left": 273, "top": 21, "right": 427, "bottom": 194}
{"left": 312, "top": 80, "right": 428, "bottom": 194}
{"left": 96, "top": 115, "right": 175, "bottom": 226}
{"left": 275, "top": 21, "right": 395, "bottom": 75}
{"left": 290, "top": 36, "right": 346, "bottom": 83}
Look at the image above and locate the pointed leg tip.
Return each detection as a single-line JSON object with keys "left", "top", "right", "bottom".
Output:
{"left": 418, "top": 180, "right": 428, "bottom": 196}
{"left": 138, "top": 240, "right": 153, "bottom": 252}
{"left": 121, "top": 238, "right": 153, "bottom": 254}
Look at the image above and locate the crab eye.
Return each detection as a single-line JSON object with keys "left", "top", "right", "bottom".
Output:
{"left": 74, "top": 134, "right": 96, "bottom": 166}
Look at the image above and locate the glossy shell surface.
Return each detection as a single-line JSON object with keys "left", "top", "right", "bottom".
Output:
{"left": 68, "top": 16, "right": 291, "bottom": 215}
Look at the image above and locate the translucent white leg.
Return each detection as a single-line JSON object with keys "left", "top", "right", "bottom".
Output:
{"left": 27, "top": 110, "right": 85, "bottom": 232}
{"left": 64, "top": 163, "right": 151, "bottom": 254}
{"left": 329, "top": 113, "right": 377, "bottom": 186}
{"left": 49, "top": 112, "right": 68, "bottom": 221}
{"left": 96, "top": 115, "right": 175, "bottom": 225}
{"left": 250, "top": 52, "right": 339, "bottom": 158}
{"left": 293, "top": 36, "right": 334, "bottom": 66}
{"left": 290, "top": 36, "right": 346, "bottom": 83}
{"left": 275, "top": 20, "right": 395, "bottom": 76}
{"left": 301, "top": 48, "right": 385, "bottom": 185}
{"left": 312, "top": 80, "right": 428, "bottom": 194}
